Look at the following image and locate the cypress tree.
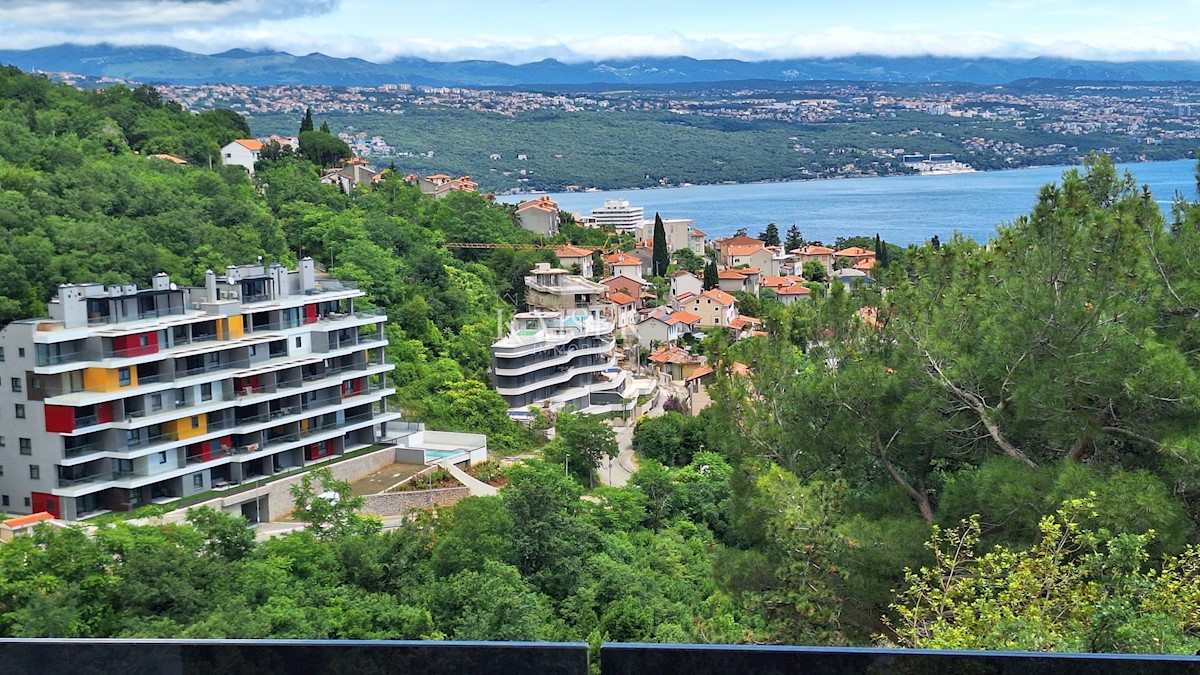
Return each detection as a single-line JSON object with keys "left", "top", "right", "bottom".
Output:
{"left": 320, "top": 120, "right": 331, "bottom": 134}
{"left": 299, "top": 107, "right": 314, "bottom": 134}
{"left": 760, "top": 223, "right": 781, "bottom": 247}
{"left": 652, "top": 212, "right": 669, "bottom": 277}
{"left": 703, "top": 259, "right": 719, "bottom": 290}
{"left": 785, "top": 224, "right": 803, "bottom": 251}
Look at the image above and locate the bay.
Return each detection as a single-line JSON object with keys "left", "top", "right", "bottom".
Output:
{"left": 497, "top": 159, "right": 1199, "bottom": 246}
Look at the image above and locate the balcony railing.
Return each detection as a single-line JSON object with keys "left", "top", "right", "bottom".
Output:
{"left": 37, "top": 351, "right": 83, "bottom": 367}
{"left": 74, "top": 414, "right": 100, "bottom": 428}
{"left": 63, "top": 441, "right": 105, "bottom": 459}
{"left": 235, "top": 411, "right": 270, "bottom": 425}
{"left": 127, "top": 431, "right": 177, "bottom": 449}
{"left": 57, "top": 472, "right": 110, "bottom": 488}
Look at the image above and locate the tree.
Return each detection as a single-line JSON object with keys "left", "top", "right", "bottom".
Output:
{"left": 319, "top": 120, "right": 331, "bottom": 134}
{"left": 886, "top": 498, "right": 1200, "bottom": 654}
{"left": 298, "top": 130, "right": 352, "bottom": 168}
{"left": 652, "top": 212, "right": 669, "bottom": 277}
{"left": 802, "top": 260, "right": 828, "bottom": 283}
{"left": 759, "top": 223, "right": 780, "bottom": 247}
{"left": 784, "top": 224, "right": 804, "bottom": 251}
{"left": 674, "top": 247, "right": 704, "bottom": 275}
{"left": 703, "top": 258, "right": 719, "bottom": 290}
{"left": 555, "top": 410, "right": 617, "bottom": 488}
{"left": 289, "top": 468, "right": 381, "bottom": 541}
{"left": 299, "top": 107, "right": 314, "bottom": 134}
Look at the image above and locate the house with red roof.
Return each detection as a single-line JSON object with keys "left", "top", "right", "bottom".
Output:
{"left": 683, "top": 289, "right": 738, "bottom": 328}
{"left": 517, "top": 196, "right": 562, "bottom": 237}
{"left": 556, "top": 244, "right": 595, "bottom": 277}
{"left": 604, "top": 252, "right": 645, "bottom": 280}
{"left": 601, "top": 274, "right": 651, "bottom": 304}
{"left": 637, "top": 307, "right": 701, "bottom": 344}
{"left": 792, "top": 245, "right": 837, "bottom": 276}
{"left": 648, "top": 344, "right": 706, "bottom": 382}
{"left": 220, "top": 139, "right": 264, "bottom": 175}
{"left": 605, "top": 290, "right": 639, "bottom": 329}
{"left": 670, "top": 271, "right": 703, "bottom": 302}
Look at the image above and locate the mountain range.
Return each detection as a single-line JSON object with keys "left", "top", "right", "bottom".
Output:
{"left": 5, "top": 43, "right": 1200, "bottom": 87}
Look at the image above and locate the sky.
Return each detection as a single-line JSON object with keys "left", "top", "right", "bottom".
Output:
{"left": 2, "top": 0, "right": 1200, "bottom": 63}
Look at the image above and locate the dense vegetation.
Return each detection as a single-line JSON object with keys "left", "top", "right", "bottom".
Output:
{"left": 248, "top": 107, "right": 1195, "bottom": 192}
{"left": 3, "top": 66, "right": 1200, "bottom": 655}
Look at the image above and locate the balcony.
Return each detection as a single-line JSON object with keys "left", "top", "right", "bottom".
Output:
{"left": 37, "top": 351, "right": 83, "bottom": 367}
{"left": 57, "top": 471, "right": 111, "bottom": 488}
{"left": 63, "top": 441, "right": 105, "bottom": 459}
{"left": 127, "top": 431, "right": 178, "bottom": 449}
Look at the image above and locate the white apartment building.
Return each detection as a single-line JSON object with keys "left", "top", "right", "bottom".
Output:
{"left": 0, "top": 260, "right": 399, "bottom": 521}
{"left": 588, "top": 199, "right": 645, "bottom": 233}
{"left": 220, "top": 139, "right": 263, "bottom": 176}
{"left": 491, "top": 264, "right": 642, "bottom": 417}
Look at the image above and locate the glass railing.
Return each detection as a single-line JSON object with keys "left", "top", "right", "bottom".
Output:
{"left": 107, "top": 345, "right": 160, "bottom": 359}
{"left": 74, "top": 414, "right": 99, "bottom": 427}
{"left": 236, "top": 412, "right": 270, "bottom": 425}
{"left": 127, "top": 431, "right": 177, "bottom": 449}
{"left": 57, "top": 472, "right": 110, "bottom": 488}
{"left": 242, "top": 292, "right": 271, "bottom": 304}
{"left": 136, "top": 373, "right": 165, "bottom": 384}
{"left": 37, "top": 351, "right": 83, "bottom": 366}
{"left": 63, "top": 442, "right": 105, "bottom": 459}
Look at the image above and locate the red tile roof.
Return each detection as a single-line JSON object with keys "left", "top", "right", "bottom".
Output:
{"left": 607, "top": 291, "right": 636, "bottom": 306}
{"left": 834, "top": 246, "right": 875, "bottom": 257}
{"left": 2, "top": 512, "right": 54, "bottom": 528}
{"left": 605, "top": 253, "right": 642, "bottom": 266}
{"left": 692, "top": 289, "right": 736, "bottom": 306}
{"left": 793, "top": 245, "right": 835, "bottom": 255}
{"left": 233, "top": 139, "right": 263, "bottom": 151}
{"left": 556, "top": 245, "right": 594, "bottom": 258}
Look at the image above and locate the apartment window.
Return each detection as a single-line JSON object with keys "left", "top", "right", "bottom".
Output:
{"left": 18, "top": 438, "right": 30, "bottom": 455}
{"left": 0, "top": 346, "right": 4, "bottom": 361}
{"left": 29, "top": 465, "right": 39, "bottom": 480}
{"left": 249, "top": 344, "right": 257, "bottom": 356}
{"left": 13, "top": 403, "right": 24, "bottom": 419}
{"left": 157, "top": 451, "right": 167, "bottom": 464}
{"left": 17, "top": 347, "right": 24, "bottom": 358}
{"left": 23, "top": 497, "right": 30, "bottom": 507}
{"left": 208, "top": 352, "right": 220, "bottom": 366}
{"left": 193, "top": 474, "right": 203, "bottom": 488}
{"left": 151, "top": 393, "right": 163, "bottom": 412}
{"left": 0, "top": 435, "right": 5, "bottom": 447}
{"left": 1, "top": 496, "right": 8, "bottom": 507}
{"left": 201, "top": 382, "right": 212, "bottom": 402}
{"left": 139, "top": 335, "right": 149, "bottom": 347}
{"left": 10, "top": 377, "right": 20, "bottom": 393}
{"left": 0, "top": 465, "right": 3, "bottom": 477}
{"left": 295, "top": 336, "right": 302, "bottom": 348}
{"left": 191, "top": 416, "right": 200, "bottom": 429}
{"left": 118, "top": 367, "right": 131, "bottom": 387}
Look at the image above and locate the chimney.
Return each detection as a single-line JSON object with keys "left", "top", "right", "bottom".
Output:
{"left": 205, "top": 270, "right": 218, "bottom": 303}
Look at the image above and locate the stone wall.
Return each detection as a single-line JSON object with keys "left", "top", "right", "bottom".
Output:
{"left": 361, "top": 487, "right": 471, "bottom": 516}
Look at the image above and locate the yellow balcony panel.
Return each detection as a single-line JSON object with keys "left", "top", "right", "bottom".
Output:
{"left": 166, "top": 413, "right": 207, "bottom": 440}
{"left": 83, "top": 366, "right": 136, "bottom": 392}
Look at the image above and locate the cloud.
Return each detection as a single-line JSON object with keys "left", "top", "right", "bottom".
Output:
{"left": 0, "top": 0, "right": 339, "bottom": 28}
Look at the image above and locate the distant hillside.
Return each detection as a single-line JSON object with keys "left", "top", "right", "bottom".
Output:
{"left": 5, "top": 43, "right": 1200, "bottom": 86}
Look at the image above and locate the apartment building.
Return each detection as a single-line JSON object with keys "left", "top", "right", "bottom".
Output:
{"left": 587, "top": 199, "right": 645, "bottom": 233}
{"left": 0, "top": 259, "right": 398, "bottom": 521}
{"left": 491, "top": 264, "right": 644, "bottom": 417}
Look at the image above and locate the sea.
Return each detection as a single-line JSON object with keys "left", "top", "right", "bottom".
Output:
{"left": 496, "top": 159, "right": 1199, "bottom": 246}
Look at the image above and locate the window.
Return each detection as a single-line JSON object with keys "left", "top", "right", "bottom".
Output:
{"left": 0, "top": 465, "right": 3, "bottom": 477}
{"left": 17, "top": 347, "right": 24, "bottom": 358}
{"left": 248, "top": 345, "right": 257, "bottom": 356}
{"left": 151, "top": 394, "right": 162, "bottom": 412}
{"left": 139, "top": 335, "right": 149, "bottom": 347}
{"left": 23, "top": 497, "right": 30, "bottom": 507}
{"left": 1, "top": 496, "right": 8, "bottom": 507}
{"left": 193, "top": 473, "right": 203, "bottom": 488}
{"left": 10, "top": 377, "right": 20, "bottom": 393}
{"left": 29, "top": 465, "right": 39, "bottom": 480}
{"left": 157, "top": 451, "right": 167, "bottom": 464}
{"left": 191, "top": 416, "right": 200, "bottom": 429}
{"left": 208, "top": 352, "right": 220, "bottom": 366}
{"left": 0, "top": 346, "right": 4, "bottom": 361}
{"left": 18, "top": 438, "right": 30, "bottom": 455}
{"left": 0, "top": 436, "right": 5, "bottom": 447}
{"left": 14, "top": 404, "right": 24, "bottom": 419}
{"left": 295, "top": 336, "right": 302, "bottom": 348}
{"left": 201, "top": 382, "right": 212, "bottom": 402}
{"left": 118, "top": 367, "right": 131, "bottom": 387}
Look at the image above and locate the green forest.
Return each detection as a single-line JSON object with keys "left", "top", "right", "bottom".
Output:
{"left": 3, "top": 66, "right": 1200, "bottom": 655}
{"left": 247, "top": 107, "right": 1196, "bottom": 193}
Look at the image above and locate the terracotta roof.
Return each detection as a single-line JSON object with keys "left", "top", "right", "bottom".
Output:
{"left": 718, "top": 269, "right": 749, "bottom": 280}
{"left": 718, "top": 235, "right": 763, "bottom": 246}
{"left": 793, "top": 245, "right": 835, "bottom": 255}
{"left": 775, "top": 284, "right": 813, "bottom": 295}
{"left": 518, "top": 196, "right": 559, "bottom": 213}
{"left": 738, "top": 267, "right": 762, "bottom": 275}
{"left": 666, "top": 310, "right": 701, "bottom": 325}
{"left": 853, "top": 258, "right": 877, "bottom": 270}
{"left": 600, "top": 274, "right": 651, "bottom": 287}
{"left": 692, "top": 289, "right": 736, "bottom": 306}
{"left": 233, "top": 139, "right": 263, "bottom": 151}
{"left": 671, "top": 270, "right": 699, "bottom": 279}
{"left": 556, "top": 245, "right": 594, "bottom": 258}
{"left": 834, "top": 246, "right": 875, "bottom": 257}
{"left": 2, "top": 512, "right": 54, "bottom": 528}
{"left": 729, "top": 362, "right": 753, "bottom": 377}
{"left": 426, "top": 173, "right": 453, "bottom": 181}
{"left": 729, "top": 315, "right": 764, "bottom": 330}
{"left": 605, "top": 253, "right": 642, "bottom": 266}
{"left": 649, "top": 345, "right": 701, "bottom": 365}
{"left": 727, "top": 244, "right": 767, "bottom": 257}
{"left": 607, "top": 291, "right": 636, "bottom": 306}
{"left": 760, "top": 275, "right": 794, "bottom": 288}
{"left": 674, "top": 292, "right": 696, "bottom": 303}
{"left": 686, "top": 365, "right": 714, "bottom": 380}
{"left": 148, "top": 153, "right": 187, "bottom": 164}
{"left": 690, "top": 228, "right": 706, "bottom": 237}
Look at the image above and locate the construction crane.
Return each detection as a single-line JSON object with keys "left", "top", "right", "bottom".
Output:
{"left": 443, "top": 232, "right": 622, "bottom": 254}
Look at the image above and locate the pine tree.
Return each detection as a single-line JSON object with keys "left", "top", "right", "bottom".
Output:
{"left": 652, "top": 212, "right": 669, "bottom": 278}
{"left": 319, "top": 121, "right": 331, "bottom": 134}
{"left": 760, "top": 223, "right": 781, "bottom": 247}
{"left": 785, "top": 224, "right": 804, "bottom": 251}
{"left": 703, "top": 259, "right": 719, "bottom": 290}
{"left": 874, "top": 233, "right": 882, "bottom": 255}
{"left": 879, "top": 239, "right": 891, "bottom": 268}
{"left": 299, "top": 107, "right": 314, "bottom": 134}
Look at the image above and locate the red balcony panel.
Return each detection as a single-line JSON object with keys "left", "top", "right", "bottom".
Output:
{"left": 113, "top": 331, "right": 159, "bottom": 357}
{"left": 45, "top": 405, "right": 77, "bottom": 433}
{"left": 96, "top": 402, "right": 114, "bottom": 424}
{"left": 304, "top": 304, "right": 318, "bottom": 325}
{"left": 31, "top": 492, "right": 61, "bottom": 518}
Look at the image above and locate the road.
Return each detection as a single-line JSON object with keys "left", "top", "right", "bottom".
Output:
{"left": 601, "top": 381, "right": 687, "bottom": 487}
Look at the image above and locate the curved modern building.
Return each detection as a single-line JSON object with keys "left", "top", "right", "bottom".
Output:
{"left": 491, "top": 264, "right": 648, "bottom": 417}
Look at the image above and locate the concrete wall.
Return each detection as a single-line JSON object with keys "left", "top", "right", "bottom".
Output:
{"left": 360, "top": 487, "right": 471, "bottom": 516}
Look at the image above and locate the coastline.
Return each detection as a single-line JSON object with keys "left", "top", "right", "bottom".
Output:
{"left": 493, "top": 156, "right": 1192, "bottom": 198}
